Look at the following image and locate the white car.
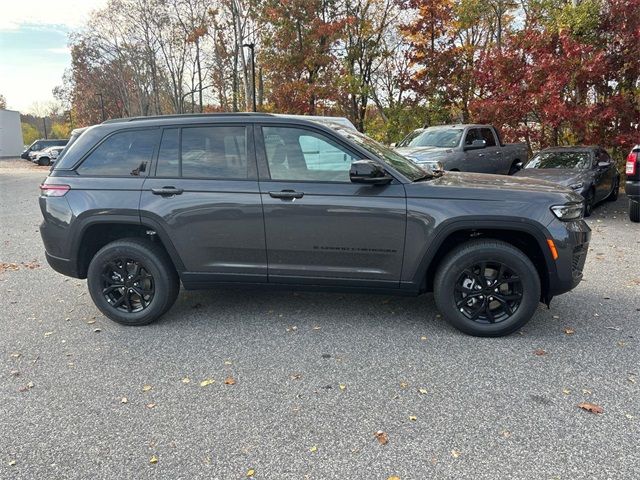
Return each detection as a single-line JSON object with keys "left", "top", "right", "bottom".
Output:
{"left": 32, "top": 146, "right": 65, "bottom": 166}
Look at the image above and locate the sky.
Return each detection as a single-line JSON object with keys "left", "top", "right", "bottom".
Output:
{"left": 0, "top": 0, "right": 107, "bottom": 113}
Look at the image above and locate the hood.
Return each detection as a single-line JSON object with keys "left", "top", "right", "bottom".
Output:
{"left": 395, "top": 146, "right": 452, "bottom": 163}
{"left": 513, "top": 168, "right": 591, "bottom": 187}
{"left": 405, "top": 171, "right": 582, "bottom": 204}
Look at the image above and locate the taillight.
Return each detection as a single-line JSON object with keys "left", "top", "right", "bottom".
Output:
{"left": 40, "top": 184, "right": 70, "bottom": 197}
{"left": 627, "top": 152, "right": 638, "bottom": 175}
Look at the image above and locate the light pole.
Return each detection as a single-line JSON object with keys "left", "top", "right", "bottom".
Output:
{"left": 95, "top": 93, "right": 106, "bottom": 121}
{"left": 243, "top": 43, "right": 257, "bottom": 112}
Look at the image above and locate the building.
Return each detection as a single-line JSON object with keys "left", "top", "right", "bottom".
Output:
{"left": 0, "top": 109, "right": 24, "bottom": 158}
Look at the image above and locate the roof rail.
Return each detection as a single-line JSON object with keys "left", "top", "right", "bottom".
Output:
{"left": 102, "top": 112, "right": 275, "bottom": 124}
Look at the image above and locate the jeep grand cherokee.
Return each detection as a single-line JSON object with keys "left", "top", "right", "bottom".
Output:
{"left": 39, "top": 114, "right": 590, "bottom": 337}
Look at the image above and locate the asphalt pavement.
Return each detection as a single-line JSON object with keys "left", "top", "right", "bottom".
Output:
{"left": 1, "top": 159, "right": 638, "bottom": 479}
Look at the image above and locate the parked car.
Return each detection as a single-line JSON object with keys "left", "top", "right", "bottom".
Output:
{"left": 21, "top": 138, "right": 68, "bottom": 160}
{"left": 39, "top": 113, "right": 590, "bottom": 337}
{"left": 393, "top": 124, "right": 528, "bottom": 175}
{"left": 626, "top": 144, "right": 640, "bottom": 222}
{"left": 514, "top": 146, "right": 620, "bottom": 217}
{"left": 32, "top": 146, "right": 65, "bottom": 166}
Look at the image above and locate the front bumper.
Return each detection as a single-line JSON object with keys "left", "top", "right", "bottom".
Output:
{"left": 546, "top": 218, "right": 591, "bottom": 296}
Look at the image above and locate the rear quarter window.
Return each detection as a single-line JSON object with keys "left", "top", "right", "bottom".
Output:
{"left": 76, "top": 129, "right": 158, "bottom": 176}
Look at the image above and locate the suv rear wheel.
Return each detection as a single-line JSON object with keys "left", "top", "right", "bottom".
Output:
{"left": 87, "top": 238, "right": 180, "bottom": 325}
{"left": 630, "top": 200, "right": 640, "bottom": 223}
{"left": 433, "top": 240, "right": 541, "bottom": 337}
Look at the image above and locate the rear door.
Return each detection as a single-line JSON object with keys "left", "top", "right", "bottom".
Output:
{"left": 140, "top": 123, "right": 267, "bottom": 282}
{"left": 256, "top": 124, "right": 407, "bottom": 286}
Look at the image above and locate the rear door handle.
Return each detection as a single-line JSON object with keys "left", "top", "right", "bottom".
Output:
{"left": 269, "top": 190, "right": 304, "bottom": 200}
{"left": 151, "top": 186, "right": 184, "bottom": 196}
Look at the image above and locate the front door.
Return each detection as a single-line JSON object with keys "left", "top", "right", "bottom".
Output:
{"left": 256, "top": 124, "right": 407, "bottom": 287}
{"left": 140, "top": 124, "right": 267, "bottom": 282}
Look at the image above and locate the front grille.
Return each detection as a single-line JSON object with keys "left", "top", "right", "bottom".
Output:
{"left": 572, "top": 244, "right": 588, "bottom": 277}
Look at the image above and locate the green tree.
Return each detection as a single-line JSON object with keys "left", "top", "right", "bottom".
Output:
{"left": 22, "top": 123, "right": 40, "bottom": 145}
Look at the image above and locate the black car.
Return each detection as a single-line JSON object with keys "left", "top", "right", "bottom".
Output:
{"left": 21, "top": 138, "right": 69, "bottom": 160}
{"left": 514, "top": 146, "right": 620, "bottom": 216}
{"left": 626, "top": 144, "right": 640, "bottom": 222}
{"left": 39, "top": 113, "right": 590, "bottom": 337}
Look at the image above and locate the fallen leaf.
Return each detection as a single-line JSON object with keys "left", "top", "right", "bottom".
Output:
{"left": 247, "top": 469, "right": 255, "bottom": 477}
{"left": 87, "top": 319, "right": 96, "bottom": 325}
{"left": 149, "top": 455, "right": 158, "bottom": 464}
{"left": 451, "top": 449, "right": 461, "bottom": 458}
{"left": 418, "top": 388, "right": 428, "bottom": 395}
{"left": 563, "top": 328, "right": 575, "bottom": 335}
{"left": 8, "top": 460, "right": 16, "bottom": 466}
{"left": 578, "top": 402, "right": 603, "bottom": 414}
{"left": 309, "top": 445, "right": 317, "bottom": 453}
{"left": 500, "top": 430, "right": 511, "bottom": 438}
{"left": 374, "top": 431, "right": 388, "bottom": 445}
{"left": 312, "top": 326, "right": 321, "bottom": 330}
{"left": 387, "top": 477, "right": 401, "bottom": 480}
{"left": 93, "top": 328, "right": 102, "bottom": 333}
{"left": 291, "top": 373, "right": 302, "bottom": 380}
{"left": 420, "top": 336, "right": 427, "bottom": 341}
{"left": 625, "top": 413, "right": 635, "bottom": 419}
{"left": 562, "top": 389, "right": 571, "bottom": 395}
{"left": 224, "top": 360, "right": 233, "bottom": 365}
{"left": 399, "top": 382, "right": 408, "bottom": 388}
{"left": 10, "top": 370, "right": 19, "bottom": 377}
{"left": 409, "top": 415, "right": 417, "bottom": 421}
{"left": 182, "top": 377, "right": 190, "bottom": 384}
{"left": 628, "top": 377, "right": 637, "bottom": 384}
{"left": 121, "top": 397, "right": 128, "bottom": 404}
{"left": 534, "top": 348, "right": 547, "bottom": 356}
{"left": 224, "top": 377, "right": 236, "bottom": 385}
{"left": 146, "top": 403, "right": 157, "bottom": 409}
{"left": 142, "top": 385, "right": 153, "bottom": 392}
{"left": 582, "top": 389, "right": 592, "bottom": 395}
{"left": 10, "top": 352, "right": 21, "bottom": 358}
{"left": 44, "top": 331, "right": 53, "bottom": 337}
{"left": 339, "top": 384, "right": 346, "bottom": 391}
{"left": 200, "top": 379, "right": 214, "bottom": 387}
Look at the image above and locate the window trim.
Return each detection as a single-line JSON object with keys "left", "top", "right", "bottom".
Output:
{"left": 152, "top": 123, "right": 257, "bottom": 181}
{"left": 73, "top": 127, "right": 160, "bottom": 177}
{"left": 256, "top": 123, "right": 368, "bottom": 184}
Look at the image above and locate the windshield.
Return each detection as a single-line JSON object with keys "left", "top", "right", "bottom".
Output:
{"left": 405, "top": 128, "right": 463, "bottom": 148}
{"left": 526, "top": 151, "right": 591, "bottom": 170}
{"left": 336, "top": 127, "right": 428, "bottom": 181}
{"left": 397, "top": 129, "right": 424, "bottom": 147}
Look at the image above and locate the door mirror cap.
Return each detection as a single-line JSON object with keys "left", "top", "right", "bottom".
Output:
{"left": 350, "top": 160, "right": 393, "bottom": 185}
{"left": 514, "top": 161, "right": 524, "bottom": 171}
{"left": 389, "top": 142, "right": 397, "bottom": 148}
{"left": 464, "top": 139, "right": 487, "bottom": 151}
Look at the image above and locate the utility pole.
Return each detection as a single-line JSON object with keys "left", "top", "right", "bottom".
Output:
{"left": 42, "top": 117, "right": 47, "bottom": 139}
{"left": 95, "top": 93, "right": 106, "bottom": 121}
{"left": 243, "top": 43, "right": 257, "bottom": 112}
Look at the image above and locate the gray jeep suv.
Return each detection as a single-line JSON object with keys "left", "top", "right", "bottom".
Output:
{"left": 39, "top": 114, "right": 590, "bottom": 336}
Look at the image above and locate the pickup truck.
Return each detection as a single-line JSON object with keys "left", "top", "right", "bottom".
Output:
{"left": 394, "top": 124, "right": 528, "bottom": 175}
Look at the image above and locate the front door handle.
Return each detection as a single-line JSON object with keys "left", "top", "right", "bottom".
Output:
{"left": 269, "top": 190, "right": 304, "bottom": 200}
{"left": 478, "top": 153, "right": 484, "bottom": 157}
{"left": 151, "top": 186, "right": 184, "bottom": 196}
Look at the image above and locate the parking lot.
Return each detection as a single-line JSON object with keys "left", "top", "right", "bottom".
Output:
{"left": 1, "top": 159, "right": 638, "bottom": 479}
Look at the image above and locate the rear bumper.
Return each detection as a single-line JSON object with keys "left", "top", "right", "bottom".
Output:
{"left": 625, "top": 180, "right": 640, "bottom": 202}
{"left": 45, "top": 251, "right": 81, "bottom": 278}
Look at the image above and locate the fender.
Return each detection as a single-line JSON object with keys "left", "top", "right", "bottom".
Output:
{"left": 409, "top": 216, "right": 557, "bottom": 287}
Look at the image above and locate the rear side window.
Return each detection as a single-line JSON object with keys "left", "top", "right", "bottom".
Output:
{"left": 181, "top": 126, "right": 247, "bottom": 178}
{"left": 77, "top": 129, "right": 157, "bottom": 176}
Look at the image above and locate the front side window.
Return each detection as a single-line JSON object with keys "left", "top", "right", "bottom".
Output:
{"left": 263, "top": 126, "right": 356, "bottom": 182}
{"left": 181, "top": 126, "right": 247, "bottom": 178}
{"left": 77, "top": 129, "right": 157, "bottom": 176}
{"left": 464, "top": 129, "right": 482, "bottom": 146}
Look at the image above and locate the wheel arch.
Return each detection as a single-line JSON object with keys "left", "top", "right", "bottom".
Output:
{"left": 414, "top": 219, "right": 556, "bottom": 301}
{"left": 73, "top": 216, "right": 185, "bottom": 278}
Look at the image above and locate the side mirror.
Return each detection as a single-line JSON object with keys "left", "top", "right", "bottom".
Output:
{"left": 350, "top": 160, "right": 393, "bottom": 185}
{"left": 514, "top": 161, "right": 524, "bottom": 171}
{"left": 597, "top": 161, "right": 610, "bottom": 169}
{"left": 390, "top": 142, "right": 397, "bottom": 148}
{"left": 464, "top": 139, "right": 486, "bottom": 151}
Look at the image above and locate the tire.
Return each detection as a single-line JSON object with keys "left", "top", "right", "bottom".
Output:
{"left": 630, "top": 200, "right": 640, "bottom": 223}
{"left": 433, "top": 239, "right": 541, "bottom": 337}
{"left": 37, "top": 157, "right": 50, "bottom": 166}
{"left": 607, "top": 177, "right": 619, "bottom": 202}
{"left": 87, "top": 238, "right": 180, "bottom": 326}
{"left": 584, "top": 188, "right": 595, "bottom": 217}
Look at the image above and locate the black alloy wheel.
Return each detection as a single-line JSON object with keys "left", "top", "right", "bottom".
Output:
{"left": 454, "top": 261, "right": 523, "bottom": 324}
{"left": 101, "top": 258, "right": 155, "bottom": 313}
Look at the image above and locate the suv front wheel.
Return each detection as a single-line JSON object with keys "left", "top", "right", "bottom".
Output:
{"left": 434, "top": 240, "right": 541, "bottom": 337}
{"left": 87, "top": 238, "right": 180, "bottom": 325}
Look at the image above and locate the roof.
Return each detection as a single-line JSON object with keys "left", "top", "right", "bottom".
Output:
{"left": 423, "top": 124, "right": 494, "bottom": 129}
{"left": 539, "top": 145, "right": 601, "bottom": 152}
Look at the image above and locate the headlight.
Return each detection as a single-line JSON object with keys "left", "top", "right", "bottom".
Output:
{"left": 569, "top": 182, "right": 584, "bottom": 190}
{"left": 551, "top": 203, "right": 584, "bottom": 221}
